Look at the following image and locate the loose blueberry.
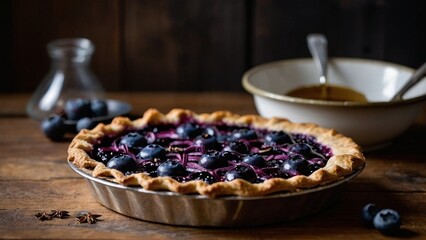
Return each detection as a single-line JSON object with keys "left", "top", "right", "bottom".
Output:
{"left": 281, "top": 157, "right": 310, "bottom": 176}
{"left": 264, "top": 131, "right": 293, "bottom": 145}
{"left": 242, "top": 154, "right": 266, "bottom": 168}
{"left": 156, "top": 160, "right": 187, "bottom": 177}
{"left": 225, "top": 165, "right": 257, "bottom": 182}
{"left": 138, "top": 144, "right": 167, "bottom": 160}
{"left": 223, "top": 140, "right": 250, "bottom": 154}
{"left": 64, "top": 98, "right": 93, "bottom": 120}
{"left": 106, "top": 155, "right": 136, "bottom": 173}
{"left": 361, "top": 203, "right": 381, "bottom": 227}
{"left": 373, "top": 209, "right": 401, "bottom": 235}
{"left": 76, "top": 117, "right": 97, "bottom": 132}
{"left": 91, "top": 99, "right": 108, "bottom": 117}
{"left": 193, "top": 134, "right": 220, "bottom": 149}
{"left": 176, "top": 123, "right": 203, "bottom": 139}
{"left": 232, "top": 129, "right": 258, "bottom": 140}
{"left": 189, "top": 171, "right": 216, "bottom": 184}
{"left": 119, "top": 132, "right": 147, "bottom": 149}
{"left": 199, "top": 151, "right": 228, "bottom": 169}
{"left": 41, "top": 114, "right": 67, "bottom": 141}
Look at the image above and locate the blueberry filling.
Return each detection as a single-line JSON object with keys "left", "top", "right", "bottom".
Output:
{"left": 90, "top": 120, "right": 333, "bottom": 184}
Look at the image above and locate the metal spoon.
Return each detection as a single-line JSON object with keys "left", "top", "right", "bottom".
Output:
{"left": 390, "top": 62, "right": 426, "bottom": 101}
{"left": 307, "top": 34, "right": 328, "bottom": 99}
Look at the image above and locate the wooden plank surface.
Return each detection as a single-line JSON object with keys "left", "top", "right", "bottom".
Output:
{"left": 4, "top": 1, "right": 425, "bottom": 93}
{"left": 122, "top": 0, "right": 247, "bottom": 91}
{"left": 0, "top": 93, "right": 425, "bottom": 239}
{"left": 9, "top": 0, "right": 121, "bottom": 92}
{"left": 251, "top": 0, "right": 426, "bottom": 68}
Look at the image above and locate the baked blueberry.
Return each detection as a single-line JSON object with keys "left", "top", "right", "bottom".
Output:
{"left": 119, "top": 132, "right": 147, "bottom": 149}
{"left": 281, "top": 157, "right": 310, "bottom": 176}
{"left": 373, "top": 209, "right": 401, "bottom": 235}
{"left": 264, "top": 131, "right": 293, "bottom": 145}
{"left": 76, "top": 117, "right": 97, "bottom": 132}
{"left": 189, "top": 171, "right": 216, "bottom": 184}
{"left": 199, "top": 151, "right": 228, "bottom": 169}
{"left": 288, "top": 143, "right": 318, "bottom": 157}
{"left": 361, "top": 203, "right": 381, "bottom": 227}
{"left": 138, "top": 144, "right": 167, "bottom": 160}
{"left": 93, "top": 148, "right": 121, "bottom": 164}
{"left": 156, "top": 160, "right": 187, "bottom": 177}
{"left": 176, "top": 123, "right": 203, "bottom": 139}
{"left": 242, "top": 154, "right": 266, "bottom": 168}
{"left": 133, "top": 160, "right": 162, "bottom": 177}
{"left": 193, "top": 134, "right": 220, "bottom": 149}
{"left": 64, "top": 98, "right": 93, "bottom": 120}
{"left": 223, "top": 140, "right": 250, "bottom": 154}
{"left": 232, "top": 129, "right": 257, "bottom": 140}
{"left": 106, "top": 154, "right": 136, "bottom": 173}
{"left": 91, "top": 99, "right": 108, "bottom": 117}
{"left": 41, "top": 114, "right": 67, "bottom": 141}
{"left": 225, "top": 165, "right": 257, "bottom": 182}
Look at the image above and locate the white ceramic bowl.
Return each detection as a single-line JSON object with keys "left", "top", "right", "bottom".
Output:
{"left": 242, "top": 58, "right": 426, "bottom": 150}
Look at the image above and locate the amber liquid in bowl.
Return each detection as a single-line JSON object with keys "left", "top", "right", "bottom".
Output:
{"left": 286, "top": 85, "right": 368, "bottom": 103}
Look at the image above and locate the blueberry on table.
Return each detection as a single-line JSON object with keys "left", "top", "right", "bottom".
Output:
{"left": 225, "top": 165, "right": 257, "bottom": 183}
{"left": 90, "top": 99, "right": 108, "bottom": 117}
{"left": 64, "top": 98, "right": 93, "bottom": 120}
{"left": 176, "top": 123, "right": 203, "bottom": 139}
{"left": 199, "top": 151, "right": 228, "bottom": 169}
{"left": 373, "top": 209, "right": 401, "bottom": 235}
{"left": 264, "top": 131, "right": 293, "bottom": 145}
{"left": 119, "top": 132, "right": 147, "bottom": 149}
{"left": 156, "top": 160, "right": 186, "bottom": 177}
{"left": 242, "top": 154, "right": 266, "bottom": 168}
{"left": 106, "top": 155, "right": 136, "bottom": 173}
{"left": 76, "top": 117, "right": 97, "bottom": 132}
{"left": 361, "top": 203, "right": 381, "bottom": 227}
{"left": 138, "top": 144, "right": 167, "bottom": 160}
{"left": 41, "top": 114, "right": 67, "bottom": 141}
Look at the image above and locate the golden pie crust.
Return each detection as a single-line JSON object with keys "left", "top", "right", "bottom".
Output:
{"left": 68, "top": 108, "right": 365, "bottom": 198}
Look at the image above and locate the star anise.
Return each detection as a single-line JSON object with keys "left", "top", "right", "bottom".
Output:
{"left": 50, "top": 210, "right": 70, "bottom": 219}
{"left": 35, "top": 212, "right": 53, "bottom": 221}
{"left": 76, "top": 211, "right": 102, "bottom": 224}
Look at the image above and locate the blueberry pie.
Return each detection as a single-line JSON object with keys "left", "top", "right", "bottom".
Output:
{"left": 68, "top": 108, "right": 365, "bottom": 197}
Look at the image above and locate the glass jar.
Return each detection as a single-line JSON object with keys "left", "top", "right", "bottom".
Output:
{"left": 26, "top": 38, "right": 105, "bottom": 120}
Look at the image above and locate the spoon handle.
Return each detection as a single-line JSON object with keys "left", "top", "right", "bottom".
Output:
{"left": 391, "top": 62, "right": 426, "bottom": 101}
{"left": 307, "top": 34, "right": 328, "bottom": 85}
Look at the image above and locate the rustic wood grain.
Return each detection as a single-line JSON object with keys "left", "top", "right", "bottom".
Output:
{"left": 0, "top": 93, "right": 425, "bottom": 239}
{"left": 3, "top": 1, "right": 425, "bottom": 93}
{"left": 122, "top": 0, "right": 247, "bottom": 92}
{"left": 252, "top": 0, "right": 426, "bottom": 68}
{"left": 9, "top": 0, "right": 121, "bottom": 92}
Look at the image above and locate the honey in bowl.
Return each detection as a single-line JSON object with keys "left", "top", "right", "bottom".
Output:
{"left": 286, "top": 84, "right": 368, "bottom": 103}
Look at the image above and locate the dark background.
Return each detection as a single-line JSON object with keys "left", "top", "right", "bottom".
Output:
{"left": 1, "top": 0, "right": 425, "bottom": 93}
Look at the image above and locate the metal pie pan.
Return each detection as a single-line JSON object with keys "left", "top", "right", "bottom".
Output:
{"left": 68, "top": 162, "right": 363, "bottom": 227}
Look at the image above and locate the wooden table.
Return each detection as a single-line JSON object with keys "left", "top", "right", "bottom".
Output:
{"left": 1, "top": 92, "right": 425, "bottom": 239}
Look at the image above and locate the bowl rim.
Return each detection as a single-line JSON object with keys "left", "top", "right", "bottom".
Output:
{"left": 242, "top": 57, "right": 426, "bottom": 108}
